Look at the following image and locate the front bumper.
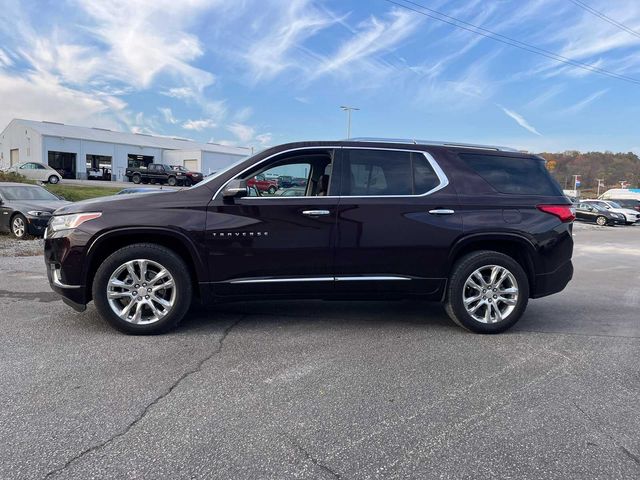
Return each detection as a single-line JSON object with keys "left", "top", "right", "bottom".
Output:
{"left": 531, "top": 260, "right": 573, "bottom": 299}
{"left": 26, "top": 214, "right": 51, "bottom": 236}
{"left": 45, "top": 229, "right": 91, "bottom": 310}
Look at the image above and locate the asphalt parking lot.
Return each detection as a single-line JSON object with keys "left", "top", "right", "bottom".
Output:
{"left": 1, "top": 223, "right": 639, "bottom": 479}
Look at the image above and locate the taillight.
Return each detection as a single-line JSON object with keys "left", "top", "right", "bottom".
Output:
{"left": 537, "top": 204, "right": 575, "bottom": 222}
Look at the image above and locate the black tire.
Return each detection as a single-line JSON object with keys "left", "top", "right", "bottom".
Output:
{"left": 48, "top": 175, "right": 59, "bottom": 184}
{"left": 595, "top": 216, "right": 607, "bottom": 226}
{"left": 444, "top": 250, "right": 529, "bottom": 334}
{"left": 132, "top": 174, "right": 141, "bottom": 184}
{"left": 183, "top": 178, "right": 192, "bottom": 187}
{"left": 167, "top": 176, "right": 177, "bottom": 186}
{"left": 92, "top": 243, "right": 192, "bottom": 334}
{"left": 11, "top": 213, "right": 28, "bottom": 239}
{"left": 268, "top": 186, "right": 277, "bottom": 194}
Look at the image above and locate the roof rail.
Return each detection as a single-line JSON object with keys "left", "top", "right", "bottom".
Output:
{"left": 348, "top": 137, "right": 519, "bottom": 152}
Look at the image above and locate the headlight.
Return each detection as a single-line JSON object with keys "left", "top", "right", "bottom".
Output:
{"left": 49, "top": 212, "right": 102, "bottom": 232}
{"left": 27, "top": 210, "right": 52, "bottom": 217}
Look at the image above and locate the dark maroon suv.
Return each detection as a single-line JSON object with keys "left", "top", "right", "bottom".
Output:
{"left": 45, "top": 139, "right": 574, "bottom": 334}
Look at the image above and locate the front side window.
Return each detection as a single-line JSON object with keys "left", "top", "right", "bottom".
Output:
{"left": 340, "top": 149, "right": 441, "bottom": 196}
{"left": 236, "top": 150, "right": 333, "bottom": 197}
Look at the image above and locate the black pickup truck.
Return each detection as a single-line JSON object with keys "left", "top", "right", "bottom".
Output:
{"left": 125, "top": 163, "right": 186, "bottom": 186}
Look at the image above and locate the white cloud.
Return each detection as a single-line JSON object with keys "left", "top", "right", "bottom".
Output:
{"left": 182, "top": 119, "right": 217, "bottom": 131}
{"left": 159, "top": 107, "right": 178, "bottom": 124}
{"left": 498, "top": 105, "right": 542, "bottom": 136}
{"left": 561, "top": 89, "right": 609, "bottom": 114}
{"left": 227, "top": 123, "right": 255, "bottom": 143}
{"left": 526, "top": 84, "right": 566, "bottom": 109}
{"left": 243, "top": 0, "right": 336, "bottom": 81}
{"left": 315, "top": 8, "right": 420, "bottom": 78}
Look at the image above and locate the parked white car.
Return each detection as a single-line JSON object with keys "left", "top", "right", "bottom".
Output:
{"left": 583, "top": 199, "right": 640, "bottom": 225}
{"left": 6, "top": 162, "right": 61, "bottom": 184}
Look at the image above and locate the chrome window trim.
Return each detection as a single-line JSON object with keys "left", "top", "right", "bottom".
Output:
{"left": 226, "top": 275, "right": 413, "bottom": 284}
{"left": 212, "top": 146, "right": 449, "bottom": 201}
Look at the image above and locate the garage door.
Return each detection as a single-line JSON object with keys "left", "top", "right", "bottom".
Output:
{"left": 184, "top": 159, "right": 198, "bottom": 171}
{"left": 10, "top": 149, "right": 19, "bottom": 166}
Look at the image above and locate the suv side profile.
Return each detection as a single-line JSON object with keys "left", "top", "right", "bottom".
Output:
{"left": 45, "top": 140, "right": 574, "bottom": 334}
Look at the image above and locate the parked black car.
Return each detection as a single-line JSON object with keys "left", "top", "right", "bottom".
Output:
{"left": 45, "top": 139, "right": 574, "bottom": 335}
{"left": 125, "top": 163, "right": 185, "bottom": 186}
{"left": 575, "top": 202, "right": 625, "bottom": 226}
{"left": 0, "top": 183, "right": 70, "bottom": 238}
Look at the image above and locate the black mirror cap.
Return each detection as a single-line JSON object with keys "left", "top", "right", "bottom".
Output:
{"left": 222, "top": 179, "right": 248, "bottom": 198}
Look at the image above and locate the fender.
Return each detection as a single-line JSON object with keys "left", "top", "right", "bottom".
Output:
{"left": 84, "top": 226, "right": 208, "bottom": 284}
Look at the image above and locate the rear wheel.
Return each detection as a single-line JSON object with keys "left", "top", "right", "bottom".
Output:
{"left": 445, "top": 251, "right": 529, "bottom": 334}
{"left": 132, "top": 174, "right": 141, "bottom": 184}
{"left": 11, "top": 214, "right": 28, "bottom": 239}
{"left": 48, "top": 175, "right": 59, "bottom": 184}
{"left": 596, "top": 216, "right": 607, "bottom": 226}
{"left": 268, "top": 186, "right": 277, "bottom": 194}
{"left": 92, "top": 244, "right": 192, "bottom": 334}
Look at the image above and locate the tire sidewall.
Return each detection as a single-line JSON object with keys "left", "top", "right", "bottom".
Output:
{"left": 92, "top": 244, "right": 192, "bottom": 334}
{"left": 167, "top": 176, "right": 177, "bottom": 186}
{"left": 48, "top": 175, "right": 59, "bottom": 184}
{"left": 268, "top": 186, "right": 276, "bottom": 194}
{"left": 447, "top": 252, "right": 529, "bottom": 334}
{"left": 596, "top": 216, "right": 606, "bottom": 226}
{"left": 132, "top": 174, "right": 141, "bottom": 184}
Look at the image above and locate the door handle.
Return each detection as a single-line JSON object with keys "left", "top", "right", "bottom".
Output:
{"left": 302, "top": 210, "right": 330, "bottom": 216}
{"left": 429, "top": 209, "right": 455, "bottom": 215}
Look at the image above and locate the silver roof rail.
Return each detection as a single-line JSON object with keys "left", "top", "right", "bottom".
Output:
{"left": 348, "top": 137, "right": 519, "bottom": 152}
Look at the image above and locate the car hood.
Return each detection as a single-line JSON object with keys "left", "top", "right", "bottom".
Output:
{"left": 52, "top": 191, "right": 183, "bottom": 215}
{"left": 610, "top": 208, "right": 639, "bottom": 216}
{"left": 9, "top": 199, "right": 71, "bottom": 212}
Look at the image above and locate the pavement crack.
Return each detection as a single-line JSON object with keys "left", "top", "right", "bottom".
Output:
{"left": 43, "top": 316, "right": 244, "bottom": 479}
{"left": 283, "top": 432, "right": 343, "bottom": 479}
{"left": 620, "top": 446, "right": 640, "bottom": 468}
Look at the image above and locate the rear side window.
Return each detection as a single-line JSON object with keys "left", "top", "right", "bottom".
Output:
{"left": 341, "top": 149, "right": 441, "bottom": 196}
{"left": 459, "top": 154, "right": 563, "bottom": 195}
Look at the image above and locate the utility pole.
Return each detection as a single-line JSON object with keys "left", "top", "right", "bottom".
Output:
{"left": 340, "top": 106, "right": 359, "bottom": 139}
{"left": 596, "top": 179, "right": 604, "bottom": 197}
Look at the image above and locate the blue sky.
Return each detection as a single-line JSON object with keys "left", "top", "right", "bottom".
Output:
{"left": 1, "top": 0, "right": 639, "bottom": 153}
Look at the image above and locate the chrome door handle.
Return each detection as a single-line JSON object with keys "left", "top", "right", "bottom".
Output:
{"left": 429, "top": 209, "right": 455, "bottom": 215}
{"left": 302, "top": 210, "right": 330, "bottom": 216}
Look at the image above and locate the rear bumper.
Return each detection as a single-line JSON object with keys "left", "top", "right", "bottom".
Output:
{"left": 531, "top": 260, "right": 573, "bottom": 299}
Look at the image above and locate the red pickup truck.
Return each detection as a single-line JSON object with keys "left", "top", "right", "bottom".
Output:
{"left": 247, "top": 174, "right": 278, "bottom": 194}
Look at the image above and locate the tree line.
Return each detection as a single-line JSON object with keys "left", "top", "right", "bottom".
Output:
{"left": 539, "top": 151, "right": 640, "bottom": 189}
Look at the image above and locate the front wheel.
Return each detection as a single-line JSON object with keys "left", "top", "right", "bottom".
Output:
{"left": 444, "top": 251, "right": 529, "bottom": 334}
{"left": 268, "top": 186, "right": 277, "bottom": 194}
{"left": 92, "top": 244, "right": 193, "bottom": 334}
{"left": 11, "top": 214, "right": 28, "bottom": 239}
{"left": 596, "top": 216, "right": 607, "bottom": 226}
{"left": 132, "top": 174, "right": 141, "bottom": 184}
{"left": 48, "top": 175, "right": 60, "bottom": 184}
{"left": 183, "top": 178, "right": 192, "bottom": 187}
{"left": 167, "top": 176, "right": 177, "bottom": 186}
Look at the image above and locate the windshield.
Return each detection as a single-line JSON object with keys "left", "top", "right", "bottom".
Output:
{"left": 172, "top": 166, "right": 187, "bottom": 172}
{"left": 189, "top": 155, "right": 252, "bottom": 189}
{"left": 590, "top": 203, "right": 608, "bottom": 212}
{"left": 0, "top": 185, "right": 59, "bottom": 201}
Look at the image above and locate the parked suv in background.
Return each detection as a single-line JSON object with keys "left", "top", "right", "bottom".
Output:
{"left": 45, "top": 139, "right": 574, "bottom": 335}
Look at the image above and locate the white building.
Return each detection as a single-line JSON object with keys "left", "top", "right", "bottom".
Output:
{"left": 0, "top": 119, "right": 250, "bottom": 181}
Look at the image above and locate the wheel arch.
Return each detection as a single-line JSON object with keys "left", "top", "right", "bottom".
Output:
{"left": 84, "top": 228, "right": 207, "bottom": 302}
{"left": 448, "top": 233, "right": 538, "bottom": 293}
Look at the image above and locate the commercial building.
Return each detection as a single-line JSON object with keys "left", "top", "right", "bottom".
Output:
{"left": 0, "top": 119, "right": 250, "bottom": 181}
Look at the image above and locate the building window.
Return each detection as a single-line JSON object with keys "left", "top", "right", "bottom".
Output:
{"left": 127, "top": 154, "right": 154, "bottom": 169}
{"left": 86, "top": 155, "right": 113, "bottom": 181}
{"left": 48, "top": 151, "right": 77, "bottom": 179}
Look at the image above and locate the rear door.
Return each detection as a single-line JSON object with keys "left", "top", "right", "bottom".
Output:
{"left": 333, "top": 147, "right": 461, "bottom": 298}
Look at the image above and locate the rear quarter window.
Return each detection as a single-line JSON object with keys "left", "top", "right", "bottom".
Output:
{"left": 459, "top": 153, "right": 563, "bottom": 196}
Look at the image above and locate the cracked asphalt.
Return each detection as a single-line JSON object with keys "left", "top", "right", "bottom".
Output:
{"left": 0, "top": 223, "right": 639, "bottom": 479}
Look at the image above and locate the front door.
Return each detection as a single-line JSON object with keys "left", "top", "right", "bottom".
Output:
{"left": 333, "top": 147, "right": 461, "bottom": 299}
{"left": 205, "top": 148, "right": 339, "bottom": 297}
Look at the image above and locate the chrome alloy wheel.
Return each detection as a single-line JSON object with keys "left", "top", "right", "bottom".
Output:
{"left": 107, "top": 259, "right": 176, "bottom": 325}
{"left": 462, "top": 265, "right": 519, "bottom": 324}
{"left": 12, "top": 217, "right": 25, "bottom": 237}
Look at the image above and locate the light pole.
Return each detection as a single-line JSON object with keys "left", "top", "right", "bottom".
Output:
{"left": 340, "top": 106, "right": 359, "bottom": 139}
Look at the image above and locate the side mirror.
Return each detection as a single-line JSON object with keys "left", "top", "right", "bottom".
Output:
{"left": 222, "top": 179, "right": 248, "bottom": 198}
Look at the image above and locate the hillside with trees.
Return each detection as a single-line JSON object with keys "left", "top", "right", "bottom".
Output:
{"left": 539, "top": 151, "right": 640, "bottom": 190}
